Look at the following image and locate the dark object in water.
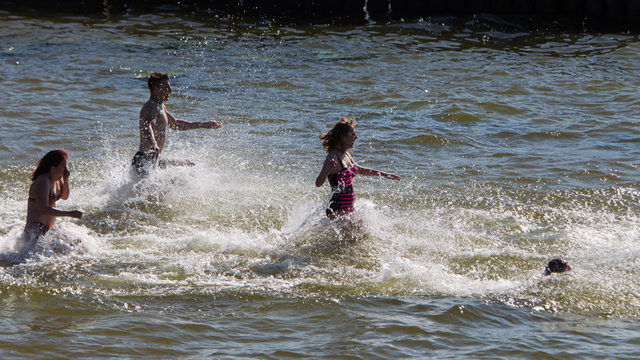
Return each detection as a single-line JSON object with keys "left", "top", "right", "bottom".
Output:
{"left": 544, "top": 258, "right": 572, "bottom": 276}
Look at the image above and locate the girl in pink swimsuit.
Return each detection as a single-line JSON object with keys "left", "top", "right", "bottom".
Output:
{"left": 315, "top": 117, "right": 401, "bottom": 220}
{"left": 326, "top": 155, "right": 357, "bottom": 216}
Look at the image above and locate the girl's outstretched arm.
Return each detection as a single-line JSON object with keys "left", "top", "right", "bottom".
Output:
{"left": 356, "top": 164, "right": 401, "bottom": 180}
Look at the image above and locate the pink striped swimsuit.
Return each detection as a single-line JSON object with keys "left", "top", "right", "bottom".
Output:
{"left": 327, "top": 156, "right": 357, "bottom": 217}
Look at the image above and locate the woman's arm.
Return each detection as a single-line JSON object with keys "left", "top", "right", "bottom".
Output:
{"left": 33, "top": 176, "right": 82, "bottom": 219}
{"left": 315, "top": 154, "right": 339, "bottom": 187}
{"left": 344, "top": 153, "right": 400, "bottom": 180}
{"left": 355, "top": 164, "right": 401, "bottom": 180}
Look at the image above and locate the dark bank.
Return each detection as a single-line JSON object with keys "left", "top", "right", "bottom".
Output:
{"left": 2, "top": 0, "right": 640, "bottom": 30}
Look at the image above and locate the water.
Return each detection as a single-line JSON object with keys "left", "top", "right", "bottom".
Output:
{"left": 1, "top": 8, "right": 640, "bottom": 358}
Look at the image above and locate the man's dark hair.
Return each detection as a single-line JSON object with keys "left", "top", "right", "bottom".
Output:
{"left": 148, "top": 72, "right": 169, "bottom": 90}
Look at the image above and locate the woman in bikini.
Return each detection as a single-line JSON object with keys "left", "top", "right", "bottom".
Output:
{"left": 24, "top": 150, "right": 83, "bottom": 241}
{"left": 315, "top": 117, "right": 401, "bottom": 219}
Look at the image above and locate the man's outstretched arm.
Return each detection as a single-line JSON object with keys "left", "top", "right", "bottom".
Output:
{"left": 166, "top": 110, "right": 221, "bottom": 131}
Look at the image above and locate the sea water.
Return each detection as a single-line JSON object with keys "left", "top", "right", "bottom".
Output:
{"left": 1, "top": 8, "right": 640, "bottom": 358}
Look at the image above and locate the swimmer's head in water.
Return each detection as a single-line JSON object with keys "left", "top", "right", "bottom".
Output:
{"left": 544, "top": 258, "right": 572, "bottom": 276}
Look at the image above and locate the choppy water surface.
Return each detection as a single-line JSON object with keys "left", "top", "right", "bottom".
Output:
{"left": 1, "top": 8, "right": 640, "bottom": 358}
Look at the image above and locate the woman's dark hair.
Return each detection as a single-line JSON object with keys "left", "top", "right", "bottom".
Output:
{"left": 320, "top": 117, "right": 356, "bottom": 152}
{"left": 31, "top": 150, "right": 68, "bottom": 182}
{"left": 148, "top": 72, "right": 169, "bottom": 90}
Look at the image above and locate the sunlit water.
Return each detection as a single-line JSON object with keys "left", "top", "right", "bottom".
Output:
{"left": 1, "top": 8, "right": 640, "bottom": 358}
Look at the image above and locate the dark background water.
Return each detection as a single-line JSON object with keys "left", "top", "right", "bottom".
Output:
{"left": 3, "top": 0, "right": 640, "bottom": 31}
{"left": 1, "top": 8, "right": 640, "bottom": 358}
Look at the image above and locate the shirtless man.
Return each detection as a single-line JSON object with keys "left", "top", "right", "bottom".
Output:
{"left": 132, "top": 72, "right": 222, "bottom": 177}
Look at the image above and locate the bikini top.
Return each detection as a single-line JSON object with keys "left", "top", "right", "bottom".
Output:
{"left": 28, "top": 182, "right": 61, "bottom": 206}
{"left": 328, "top": 153, "right": 357, "bottom": 190}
